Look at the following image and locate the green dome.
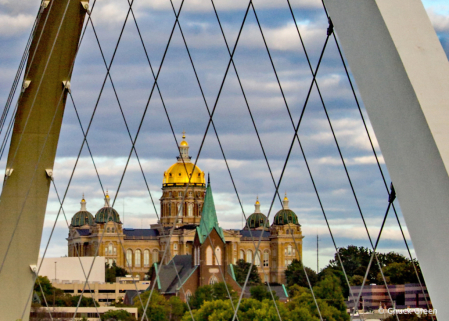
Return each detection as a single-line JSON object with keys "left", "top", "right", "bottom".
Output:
{"left": 71, "top": 211, "right": 94, "bottom": 227}
{"left": 95, "top": 207, "right": 121, "bottom": 223}
{"left": 273, "top": 209, "right": 299, "bottom": 225}
{"left": 246, "top": 213, "right": 268, "bottom": 229}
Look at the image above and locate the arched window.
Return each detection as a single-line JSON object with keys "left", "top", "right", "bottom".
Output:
{"left": 112, "top": 228, "right": 115, "bottom": 233}
{"left": 263, "top": 250, "right": 269, "bottom": 267}
{"left": 173, "top": 243, "right": 178, "bottom": 256}
{"left": 152, "top": 250, "right": 159, "bottom": 264}
{"left": 144, "top": 250, "right": 150, "bottom": 267}
{"left": 186, "top": 290, "right": 192, "bottom": 302}
{"left": 168, "top": 203, "right": 171, "bottom": 215}
{"left": 287, "top": 245, "right": 292, "bottom": 256}
{"left": 246, "top": 250, "right": 252, "bottom": 264}
{"left": 209, "top": 276, "right": 218, "bottom": 285}
{"left": 135, "top": 250, "right": 141, "bottom": 267}
{"left": 188, "top": 203, "right": 193, "bottom": 217}
{"left": 108, "top": 243, "right": 113, "bottom": 255}
{"left": 206, "top": 246, "right": 213, "bottom": 265}
{"left": 113, "top": 247, "right": 116, "bottom": 255}
{"left": 178, "top": 192, "right": 182, "bottom": 197}
{"left": 240, "top": 250, "right": 245, "bottom": 261}
{"left": 215, "top": 247, "right": 222, "bottom": 265}
{"left": 126, "top": 249, "right": 132, "bottom": 267}
{"left": 255, "top": 251, "right": 261, "bottom": 266}
{"left": 107, "top": 227, "right": 110, "bottom": 233}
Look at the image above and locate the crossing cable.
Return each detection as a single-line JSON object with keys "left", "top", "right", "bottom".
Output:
{"left": 141, "top": 3, "right": 253, "bottom": 319}
{"left": 280, "top": 2, "right": 400, "bottom": 315}
{"left": 0, "top": 0, "right": 59, "bottom": 165}
{"left": 95, "top": 0, "right": 197, "bottom": 318}
{"left": 51, "top": 180, "right": 102, "bottom": 320}
{"left": 209, "top": 0, "right": 320, "bottom": 316}
{"left": 0, "top": 0, "right": 86, "bottom": 278}
{"left": 351, "top": 184, "right": 397, "bottom": 320}
{"left": 317, "top": 0, "right": 431, "bottom": 313}
{"left": 322, "top": 5, "right": 433, "bottom": 314}
{"left": 70, "top": 0, "right": 198, "bottom": 318}
{"left": 166, "top": 0, "right": 281, "bottom": 315}
{"left": 283, "top": 0, "right": 357, "bottom": 309}
{"left": 86, "top": 14, "right": 159, "bottom": 216}
{"left": 68, "top": 92, "right": 149, "bottom": 320}
{"left": 158, "top": 1, "right": 245, "bottom": 316}
{"left": 0, "top": 0, "right": 53, "bottom": 146}
{"left": 36, "top": 276, "right": 54, "bottom": 321}
{"left": 229, "top": 8, "right": 333, "bottom": 321}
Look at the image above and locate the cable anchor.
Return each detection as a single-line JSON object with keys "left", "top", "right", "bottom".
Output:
{"left": 388, "top": 182, "right": 396, "bottom": 203}
{"left": 327, "top": 17, "right": 334, "bottom": 36}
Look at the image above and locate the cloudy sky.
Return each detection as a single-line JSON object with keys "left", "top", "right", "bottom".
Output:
{"left": 1, "top": 0, "right": 448, "bottom": 272}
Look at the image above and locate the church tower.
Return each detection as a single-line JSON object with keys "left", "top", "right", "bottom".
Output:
{"left": 160, "top": 132, "right": 206, "bottom": 227}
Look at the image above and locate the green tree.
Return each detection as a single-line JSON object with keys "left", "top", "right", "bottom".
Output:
{"left": 70, "top": 295, "right": 98, "bottom": 307}
{"left": 233, "top": 259, "right": 261, "bottom": 286}
{"left": 167, "top": 296, "right": 187, "bottom": 321}
{"left": 379, "top": 261, "right": 422, "bottom": 285}
{"left": 313, "top": 274, "right": 347, "bottom": 316}
{"left": 101, "top": 309, "right": 136, "bottom": 321}
{"left": 250, "top": 284, "right": 278, "bottom": 302}
{"left": 189, "top": 283, "right": 237, "bottom": 309}
{"left": 350, "top": 275, "right": 364, "bottom": 286}
{"left": 106, "top": 262, "right": 128, "bottom": 282}
{"left": 134, "top": 291, "right": 167, "bottom": 321}
{"left": 285, "top": 260, "right": 317, "bottom": 288}
{"left": 184, "top": 298, "right": 289, "bottom": 321}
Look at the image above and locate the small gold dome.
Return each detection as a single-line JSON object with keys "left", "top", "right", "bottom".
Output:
{"left": 180, "top": 140, "right": 189, "bottom": 146}
{"left": 284, "top": 192, "right": 288, "bottom": 201}
{"left": 163, "top": 163, "right": 205, "bottom": 186}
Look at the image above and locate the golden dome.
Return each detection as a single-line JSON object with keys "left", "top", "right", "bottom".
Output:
{"left": 180, "top": 140, "right": 189, "bottom": 146}
{"left": 284, "top": 192, "right": 288, "bottom": 201}
{"left": 163, "top": 163, "right": 205, "bottom": 186}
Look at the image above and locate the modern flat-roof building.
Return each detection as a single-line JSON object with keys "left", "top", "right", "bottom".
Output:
{"left": 53, "top": 276, "right": 149, "bottom": 306}
{"left": 348, "top": 283, "right": 432, "bottom": 311}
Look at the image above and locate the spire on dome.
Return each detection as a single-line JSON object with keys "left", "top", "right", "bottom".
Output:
{"left": 254, "top": 196, "right": 261, "bottom": 213}
{"left": 196, "top": 177, "right": 225, "bottom": 244}
{"left": 104, "top": 190, "right": 111, "bottom": 207}
{"left": 283, "top": 192, "right": 289, "bottom": 209}
{"left": 178, "top": 131, "right": 190, "bottom": 162}
{"left": 80, "top": 194, "right": 87, "bottom": 211}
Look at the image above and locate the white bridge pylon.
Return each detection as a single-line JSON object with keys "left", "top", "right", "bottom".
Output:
{"left": 325, "top": 0, "right": 449, "bottom": 318}
{"left": 0, "top": 0, "right": 448, "bottom": 319}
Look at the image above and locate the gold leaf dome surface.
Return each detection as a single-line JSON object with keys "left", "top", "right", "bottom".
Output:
{"left": 163, "top": 132, "right": 205, "bottom": 186}
{"left": 163, "top": 163, "right": 205, "bottom": 186}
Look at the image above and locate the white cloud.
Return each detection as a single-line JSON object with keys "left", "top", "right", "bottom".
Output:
{"left": 136, "top": 0, "right": 321, "bottom": 13}
{"left": 0, "top": 13, "right": 34, "bottom": 36}
{"left": 427, "top": 8, "right": 449, "bottom": 32}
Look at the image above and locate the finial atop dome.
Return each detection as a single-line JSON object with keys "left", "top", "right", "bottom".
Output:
{"left": 178, "top": 131, "right": 190, "bottom": 161}
{"left": 254, "top": 196, "right": 261, "bottom": 213}
{"left": 104, "top": 190, "right": 110, "bottom": 207}
{"left": 283, "top": 192, "right": 289, "bottom": 209}
{"left": 80, "top": 194, "right": 87, "bottom": 211}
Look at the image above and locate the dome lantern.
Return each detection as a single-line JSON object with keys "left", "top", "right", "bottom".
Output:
{"left": 283, "top": 192, "right": 289, "bottom": 209}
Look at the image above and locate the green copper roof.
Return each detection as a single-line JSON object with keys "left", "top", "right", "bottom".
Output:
{"left": 71, "top": 211, "right": 94, "bottom": 227}
{"left": 196, "top": 179, "right": 225, "bottom": 244}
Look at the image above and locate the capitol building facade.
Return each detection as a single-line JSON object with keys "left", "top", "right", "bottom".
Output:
{"left": 67, "top": 134, "right": 303, "bottom": 284}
